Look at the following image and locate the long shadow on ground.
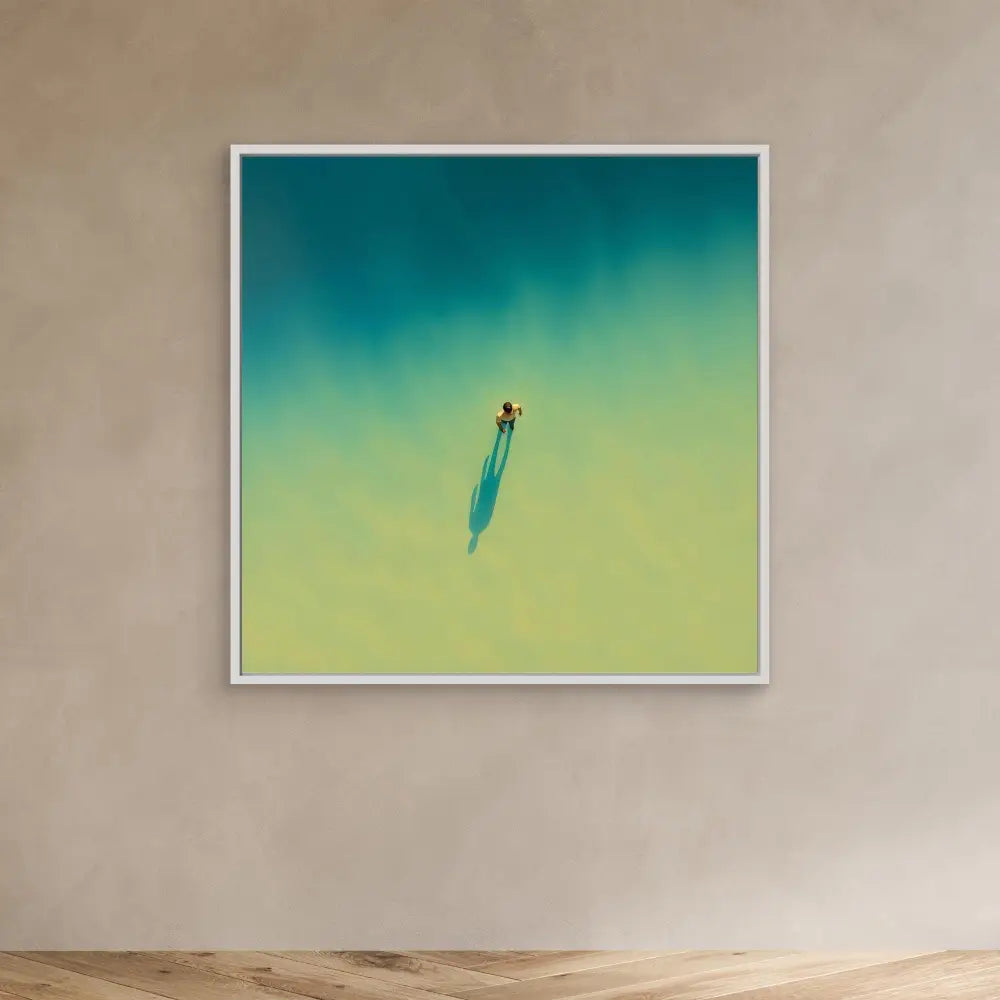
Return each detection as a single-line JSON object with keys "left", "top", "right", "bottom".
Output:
{"left": 467, "top": 425, "right": 514, "bottom": 554}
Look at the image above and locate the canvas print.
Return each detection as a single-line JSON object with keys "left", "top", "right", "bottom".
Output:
{"left": 231, "top": 145, "right": 768, "bottom": 683}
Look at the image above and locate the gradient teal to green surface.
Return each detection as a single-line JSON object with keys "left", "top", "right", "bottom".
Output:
{"left": 240, "top": 153, "right": 760, "bottom": 675}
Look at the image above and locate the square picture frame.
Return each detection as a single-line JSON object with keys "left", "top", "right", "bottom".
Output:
{"left": 230, "top": 144, "right": 769, "bottom": 684}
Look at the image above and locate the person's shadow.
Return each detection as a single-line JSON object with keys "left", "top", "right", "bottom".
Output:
{"left": 468, "top": 426, "right": 514, "bottom": 554}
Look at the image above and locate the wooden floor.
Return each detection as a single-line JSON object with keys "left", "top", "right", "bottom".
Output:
{"left": 2, "top": 951, "right": 1000, "bottom": 1000}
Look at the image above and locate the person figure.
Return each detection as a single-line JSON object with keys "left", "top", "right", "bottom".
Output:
{"left": 496, "top": 400, "right": 522, "bottom": 433}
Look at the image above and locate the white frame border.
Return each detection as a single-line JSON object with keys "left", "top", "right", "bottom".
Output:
{"left": 229, "top": 143, "right": 770, "bottom": 685}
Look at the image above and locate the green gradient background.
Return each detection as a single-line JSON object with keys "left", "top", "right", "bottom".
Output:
{"left": 240, "top": 154, "right": 760, "bottom": 675}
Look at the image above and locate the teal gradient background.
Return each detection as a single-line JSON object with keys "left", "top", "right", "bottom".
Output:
{"left": 240, "top": 153, "right": 760, "bottom": 675}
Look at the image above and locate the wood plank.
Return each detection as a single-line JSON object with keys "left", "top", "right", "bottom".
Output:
{"left": 449, "top": 952, "right": 792, "bottom": 1000}
{"left": 410, "top": 957, "right": 545, "bottom": 973}
{"left": 269, "top": 952, "right": 514, "bottom": 994}
{"left": 0, "top": 954, "right": 167, "bottom": 1000}
{"left": 11, "top": 953, "right": 997, "bottom": 1000}
{"left": 12, "top": 952, "right": 303, "bottom": 1000}
{"left": 157, "top": 951, "right": 457, "bottom": 1000}
{"left": 475, "top": 955, "right": 670, "bottom": 981}
{"left": 551, "top": 953, "right": 942, "bottom": 1000}
{"left": 719, "top": 951, "right": 1000, "bottom": 999}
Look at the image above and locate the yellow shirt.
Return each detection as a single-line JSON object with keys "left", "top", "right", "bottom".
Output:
{"left": 497, "top": 403, "right": 522, "bottom": 423}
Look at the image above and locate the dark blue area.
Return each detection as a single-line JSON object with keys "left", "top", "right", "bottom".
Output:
{"left": 240, "top": 153, "right": 758, "bottom": 373}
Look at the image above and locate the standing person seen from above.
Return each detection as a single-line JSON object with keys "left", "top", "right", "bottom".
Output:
{"left": 496, "top": 400, "right": 522, "bottom": 433}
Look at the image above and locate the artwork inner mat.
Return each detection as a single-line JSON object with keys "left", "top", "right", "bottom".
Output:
{"left": 232, "top": 145, "right": 768, "bottom": 684}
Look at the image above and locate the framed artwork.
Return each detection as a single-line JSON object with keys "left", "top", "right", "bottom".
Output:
{"left": 230, "top": 144, "right": 769, "bottom": 684}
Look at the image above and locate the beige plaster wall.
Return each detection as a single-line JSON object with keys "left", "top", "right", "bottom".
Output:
{"left": 2, "top": 0, "right": 998, "bottom": 948}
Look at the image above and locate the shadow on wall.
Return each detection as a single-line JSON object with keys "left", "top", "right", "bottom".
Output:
{"left": 468, "top": 426, "right": 514, "bottom": 554}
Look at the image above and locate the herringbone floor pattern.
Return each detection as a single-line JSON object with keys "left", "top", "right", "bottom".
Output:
{"left": 2, "top": 951, "right": 1000, "bottom": 1000}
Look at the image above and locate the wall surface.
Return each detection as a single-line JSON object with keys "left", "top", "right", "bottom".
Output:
{"left": 2, "top": 0, "right": 999, "bottom": 949}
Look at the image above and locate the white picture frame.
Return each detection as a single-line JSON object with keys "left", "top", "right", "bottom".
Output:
{"left": 230, "top": 144, "right": 769, "bottom": 685}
